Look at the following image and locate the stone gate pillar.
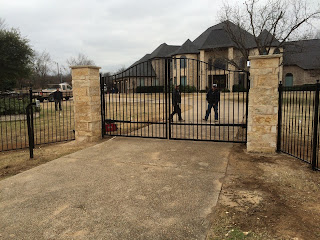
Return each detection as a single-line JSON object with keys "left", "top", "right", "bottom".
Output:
{"left": 247, "top": 54, "right": 282, "bottom": 153}
{"left": 70, "top": 65, "right": 102, "bottom": 142}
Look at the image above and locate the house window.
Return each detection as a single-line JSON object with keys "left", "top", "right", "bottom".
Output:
{"left": 180, "top": 55, "right": 186, "bottom": 69}
{"left": 285, "top": 73, "right": 293, "bottom": 87}
{"left": 153, "top": 78, "right": 159, "bottom": 86}
{"left": 174, "top": 58, "right": 177, "bottom": 69}
{"left": 273, "top": 48, "right": 280, "bottom": 54}
{"left": 139, "top": 78, "right": 145, "bottom": 87}
{"left": 214, "top": 58, "right": 226, "bottom": 69}
{"left": 208, "top": 58, "right": 213, "bottom": 71}
{"left": 174, "top": 77, "right": 177, "bottom": 86}
{"left": 180, "top": 76, "right": 187, "bottom": 86}
{"left": 239, "top": 57, "right": 246, "bottom": 69}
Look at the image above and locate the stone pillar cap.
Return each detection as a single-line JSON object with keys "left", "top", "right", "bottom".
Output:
{"left": 249, "top": 54, "right": 282, "bottom": 60}
{"left": 70, "top": 65, "right": 101, "bottom": 69}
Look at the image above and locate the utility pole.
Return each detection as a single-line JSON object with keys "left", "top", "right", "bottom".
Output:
{"left": 60, "top": 67, "right": 62, "bottom": 83}
{"left": 55, "top": 62, "right": 60, "bottom": 83}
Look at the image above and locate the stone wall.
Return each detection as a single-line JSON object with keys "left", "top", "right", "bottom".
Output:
{"left": 247, "top": 54, "right": 282, "bottom": 153}
{"left": 71, "top": 65, "right": 102, "bottom": 142}
{"left": 283, "top": 65, "right": 319, "bottom": 85}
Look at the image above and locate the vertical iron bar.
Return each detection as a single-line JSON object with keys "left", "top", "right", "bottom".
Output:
{"left": 277, "top": 81, "right": 283, "bottom": 152}
{"left": 312, "top": 80, "right": 320, "bottom": 170}
{"left": 166, "top": 58, "right": 171, "bottom": 139}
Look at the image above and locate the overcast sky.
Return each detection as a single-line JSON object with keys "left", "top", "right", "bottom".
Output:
{"left": 1, "top": 0, "right": 319, "bottom": 74}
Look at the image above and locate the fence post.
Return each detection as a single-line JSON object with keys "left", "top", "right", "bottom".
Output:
{"left": 245, "top": 72, "right": 250, "bottom": 141}
{"left": 100, "top": 74, "right": 106, "bottom": 138}
{"left": 312, "top": 80, "right": 320, "bottom": 170}
{"left": 28, "top": 88, "right": 35, "bottom": 149}
{"left": 26, "top": 104, "right": 34, "bottom": 158}
{"left": 277, "top": 81, "right": 283, "bottom": 152}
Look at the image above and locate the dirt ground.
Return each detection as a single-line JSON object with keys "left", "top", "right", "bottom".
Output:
{"left": 207, "top": 144, "right": 320, "bottom": 240}
{"left": 1, "top": 140, "right": 319, "bottom": 239}
{"left": 0, "top": 138, "right": 110, "bottom": 181}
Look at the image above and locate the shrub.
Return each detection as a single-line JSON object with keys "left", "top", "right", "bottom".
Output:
{"left": 179, "top": 85, "right": 197, "bottom": 93}
{"left": 221, "top": 88, "right": 230, "bottom": 92}
{"left": 136, "top": 86, "right": 164, "bottom": 93}
{"left": 232, "top": 84, "right": 247, "bottom": 92}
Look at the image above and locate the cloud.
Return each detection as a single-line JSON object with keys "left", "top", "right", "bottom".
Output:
{"left": 1, "top": 0, "right": 319, "bottom": 73}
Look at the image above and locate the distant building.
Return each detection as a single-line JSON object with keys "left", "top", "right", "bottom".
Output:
{"left": 116, "top": 21, "right": 319, "bottom": 91}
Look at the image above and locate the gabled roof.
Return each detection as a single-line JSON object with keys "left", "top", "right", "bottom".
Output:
{"left": 193, "top": 20, "right": 256, "bottom": 50}
{"left": 130, "top": 54, "right": 151, "bottom": 67}
{"left": 115, "top": 54, "right": 156, "bottom": 79}
{"left": 257, "top": 29, "right": 280, "bottom": 47}
{"left": 149, "top": 43, "right": 180, "bottom": 58}
{"left": 283, "top": 39, "right": 320, "bottom": 70}
{"left": 171, "top": 39, "right": 199, "bottom": 55}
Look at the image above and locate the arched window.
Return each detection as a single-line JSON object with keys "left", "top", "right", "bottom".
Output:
{"left": 239, "top": 57, "right": 246, "bottom": 69}
{"left": 214, "top": 58, "right": 226, "bottom": 69}
{"left": 273, "top": 48, "right": 280, "bottom": 54}
{"left": 285, "top": 73, "right": 293, "bottom": 87}
{"left": 180, "top": 55, "right": 186, "bottom": 69}
{"left": 261, "top": 47, "right": 268, "bottom": 55}
{"left": 208, "top": 58, "right": 213, "bottom": 71}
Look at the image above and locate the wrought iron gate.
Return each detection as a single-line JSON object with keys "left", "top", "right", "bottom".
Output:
{"left": 100, "top": 58, "right": 249, "bottom": 143}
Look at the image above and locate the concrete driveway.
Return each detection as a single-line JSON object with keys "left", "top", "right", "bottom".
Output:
{"left": 0, "top": 137, "right": 233, "bottom": 240}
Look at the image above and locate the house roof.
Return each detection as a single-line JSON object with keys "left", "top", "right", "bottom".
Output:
{"left": 115, "top": 54, "right": 156, "bottom": 79}
{"left": 257, "top": 29, "right": 280, "bottom": 47}
{"left": 283, "top": 39, "right": 320, "bottom": 70}
{"left": 117, "top": 43, "right": 180, "bottom": 79}
{"left": 193, "top": 20, "right": 256, "bottom": 50}
{"left": 149, "top": 43, "right": 180, "bottom": 58}
{"left": 130, "top": 54, "right": 151, "bottom": 67}
{"left": 171, "top": 39, "right": 199, "bottom": 55}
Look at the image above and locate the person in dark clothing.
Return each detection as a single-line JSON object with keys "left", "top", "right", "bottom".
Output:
{"left": 53, "top": 88, "right": 63, "bottom": 111}
{"left": 169, "top": 85, "right": 184, "bottom": 121}
{"left": 203, "top": 84, "right": 220, "bottom": 121}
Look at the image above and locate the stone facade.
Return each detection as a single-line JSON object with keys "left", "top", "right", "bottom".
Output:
{"left": 71, "top": 66, "right": 102, "bottom": 142}
{"left": 283, "top": 65, "right": 319, "bottom": 86}
{"left": 247, "top": 54, "right": 282, "bottom": 153}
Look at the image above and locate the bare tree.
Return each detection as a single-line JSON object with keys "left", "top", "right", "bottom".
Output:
{"left": 66, "top": 53, "right": 95, "bottom": 66}
{"left": 33, "top": 50, "right": 53, "bottom": 88}
{"left": 0, "top": 18, "right": 6, "bottom": 30}
{"left": 220, "top": 0, "right": 320, "bottom": 60}
{"left": 115, "top": 66, "right": 126, "bottom": 74}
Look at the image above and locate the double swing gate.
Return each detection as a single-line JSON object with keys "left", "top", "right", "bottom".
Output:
{"left": 101, "top": 57, "right": 249, "bottom": 143}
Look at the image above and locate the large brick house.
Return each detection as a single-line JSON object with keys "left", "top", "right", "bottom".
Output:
{"left": 116, "top": 21, "right": 319, "bottom": 91}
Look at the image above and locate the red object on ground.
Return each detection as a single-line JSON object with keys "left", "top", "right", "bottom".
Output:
{"left": 105, "top": 123, "right": 117, "bottom": 132}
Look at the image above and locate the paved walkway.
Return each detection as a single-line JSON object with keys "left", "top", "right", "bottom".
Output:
{"left": 0, "top": 137, "right": 233, "bottom": 240}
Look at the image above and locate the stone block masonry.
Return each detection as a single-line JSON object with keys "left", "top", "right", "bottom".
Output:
{"left": 70, "top": 65, "right": 102, "bottom": 142}
{"left": 247, "top": 54, "right": 282, "bottom": 153}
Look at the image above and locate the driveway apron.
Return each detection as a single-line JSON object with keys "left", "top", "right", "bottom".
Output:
{"left": 0, "top": 137, "right": 232, "bottom": 240}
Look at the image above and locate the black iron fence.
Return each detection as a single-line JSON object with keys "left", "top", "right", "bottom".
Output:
{"left": 101, "top": 57, "right": 249, "bottom": 143}
{"left": 277, "top": 81, "right": 319, "bottom": 170}
{"left": 0, "top": 89, "right": 75, "bottom": 152}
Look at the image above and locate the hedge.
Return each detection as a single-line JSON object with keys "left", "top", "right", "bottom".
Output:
{"left": 136, "top": 86, "right": 164, "bottom": 93}
{"left": 0, "top": 97, "right": 40, "bottom": 115}
{"left": 232, "top": 84, "right": 248, "bottom": 92}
